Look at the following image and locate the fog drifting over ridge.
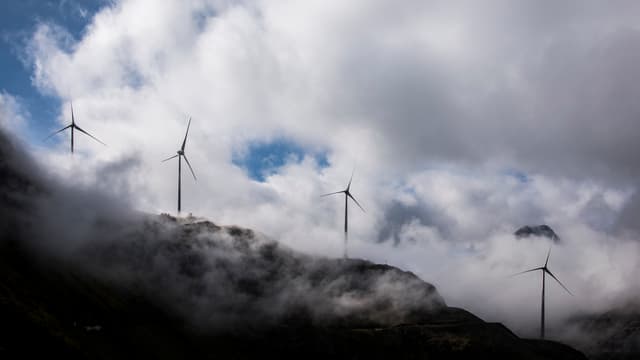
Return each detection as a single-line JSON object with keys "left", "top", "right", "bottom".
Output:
{"left": 0, "top": 129, "right": 447, "bottom": 331}
{"left": 3, "top": 0, "right": 640, "bottom": 338}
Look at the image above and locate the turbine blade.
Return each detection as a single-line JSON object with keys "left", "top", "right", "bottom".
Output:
{"left": 43, "top": 125, "right": 72, "bottom": 141}
{"left": 347, "top": 192, "right": 365, "bottom": 212}
{"left": 347, "top": 168, "right": 355, "bottom": 190}
{"left": 183, "top": 154, "right": 197, "bottom": 181}
{"left": 70, "top": 101, "right": 75, "bottom": 124}
{"left": 545, "top": 268, "right": 573, "bottom": 295}
{"left": 181, "top": 117, "right": 191, "bottom": 151}
{"left": 161, "top": 154, "right": 179, "bottom": 162}
{"left": 74, "top": 125, "right": 106, "bottom": 146}
{"left": 545, "top": 245, "right": 552, "bottom": 267}
{"left": 510, "top": 267, "right": 544, "bottom": 277}
{"left": 320, "top": 190, "right": 344, "bottom": 197}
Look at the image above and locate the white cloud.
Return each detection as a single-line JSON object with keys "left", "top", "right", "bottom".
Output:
{"left": 20, "top": 0, "right": 640, "bottom": 337}
{"left": 0, "top": 92, "right": 28, "bottom": 135}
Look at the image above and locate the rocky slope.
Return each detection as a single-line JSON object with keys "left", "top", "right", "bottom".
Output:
{"left": 564, "top": 306, "right": 640, "bottom": 360}
{"left": 0, "top": 218, "right": 586, "bottom": 359}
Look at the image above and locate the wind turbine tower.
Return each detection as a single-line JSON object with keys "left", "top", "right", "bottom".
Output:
{"left": 321, "top": 171, "right": 365, "bottom": 259}
{"left": 512, "top": 246, "right": 572, "bottom": 339}
{"left": 162, "top": 117, "right": 197, "bottom": 214}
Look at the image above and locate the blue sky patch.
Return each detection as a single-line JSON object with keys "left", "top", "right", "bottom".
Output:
{"left": 0, "top": 0, "right": 109, "bottom": 141}
{"left": 504, "top": 168, "right": 530, "bottom": 183}
{"left": 233, "top": 139, "right": 329, "bottom": 182}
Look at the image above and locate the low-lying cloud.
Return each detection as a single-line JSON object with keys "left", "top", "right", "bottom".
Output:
{"left": 1, "top": 129, "right": 445, "bottom": 331}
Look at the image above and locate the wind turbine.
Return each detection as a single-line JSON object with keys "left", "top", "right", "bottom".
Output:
{"left": 44, "top": 102, "right": 106, "bottom": 153}
{"left": 512, "top": 246, "right": 572, "bottom": 339}
{"left": 321, "top": 171, "right": 365, "bottom": 259}
{"left": 162, "top": 117, "right": 197, "bottom": 214}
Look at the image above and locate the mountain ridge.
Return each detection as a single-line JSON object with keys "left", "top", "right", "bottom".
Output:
{"left": 0, "top": 216, "right": 587, "bottom": 359}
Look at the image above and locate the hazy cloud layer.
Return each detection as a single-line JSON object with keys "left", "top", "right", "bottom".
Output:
{"left": 1, "top": 129, "right": 445, "bottom": 331}
{"left": 9, "top": 0, "right": 640, "bottom": 338}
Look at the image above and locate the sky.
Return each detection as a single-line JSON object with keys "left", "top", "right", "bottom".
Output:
{"left": 2, "top": 0, "right": 640, "bottom": 338}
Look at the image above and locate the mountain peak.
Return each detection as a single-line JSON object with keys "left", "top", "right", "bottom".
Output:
{"left": 514, "top": 224, "right": 560, "bottom": 242}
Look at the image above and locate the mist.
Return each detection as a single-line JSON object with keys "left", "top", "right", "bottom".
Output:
{"left": 0, "top": 128, "right": 446, "bottom": 331}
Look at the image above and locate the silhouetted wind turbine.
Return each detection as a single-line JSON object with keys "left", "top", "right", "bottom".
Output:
{"left": 44, "top": 102, "right": 106, "bottom": 153}
{"left": 321, "top": 170, "right": 365, "bottom": 259}
{"left": 162, "top": 117, "right": 197, "bottom": 214}
{"left": 512, "top": 246, "right": 572, "bottom": 339}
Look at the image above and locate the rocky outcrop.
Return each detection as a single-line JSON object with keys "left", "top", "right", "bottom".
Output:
{"left": 514, "top": 225, "right": 560, "bottom": 242}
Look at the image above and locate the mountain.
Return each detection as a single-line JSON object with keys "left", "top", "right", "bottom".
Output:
{"left": 514, "top": 225, "right": 560, "bottom": 242}
{"left": 0, "top": 218, "right": 587, "bottom": 360}
{"left": 0, "top": 130, "right": 586, "bottom": 359}
{"left": 564, "top": 306, "right": 640, "bottom": 360}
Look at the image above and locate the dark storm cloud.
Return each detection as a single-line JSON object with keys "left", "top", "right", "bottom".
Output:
{"left": 615, "top": 192, "right": 640, "bottom": 234}
{"left": 377, "top": 200, "right": 454, "bottom": 245}
{"left": 306, "top": 1, "right": 640, "bottom": 235}
{"left": 326, "top": 1, "right": 640, "bottom": 183}
{"left": 91, "top": 154, "right": 144, "bottom": 204}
